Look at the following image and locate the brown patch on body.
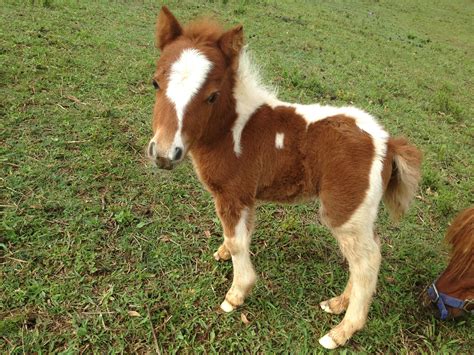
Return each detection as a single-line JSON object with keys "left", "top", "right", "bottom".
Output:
{"left": 247, "top": 109, "right": 374, "bottom": 227}
{"left": 192, "top": 107, "right": 374, "bottom": 228}
{"left": 309, "top": 115, "right": 373, "bottom": 227}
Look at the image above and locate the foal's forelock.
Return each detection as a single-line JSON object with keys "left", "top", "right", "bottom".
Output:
{"left": 150, "top": 48, "right": 213, "bottom": 163}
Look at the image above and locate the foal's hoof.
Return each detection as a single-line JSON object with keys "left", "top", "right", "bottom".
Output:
{"left": 320, "top": 295, "right": 348, "bottom": 315}
{"left": 320, "top": 300, "right": 334, "bottom": 314}
{"left": 220, "top": 286, "right": 245, "bottom": 313}
{"left": 319, "top": 334, "right": 339, "bottom": 350}
{"left": 213, "top": 244, "right": 231, "bottom": 261}
{"left": 220, "top": 299, "right": 236, "bottom": 313}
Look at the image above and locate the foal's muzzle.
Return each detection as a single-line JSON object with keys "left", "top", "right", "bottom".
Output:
{"left": 147, "top": 141, "right": 183, "bottom": 170}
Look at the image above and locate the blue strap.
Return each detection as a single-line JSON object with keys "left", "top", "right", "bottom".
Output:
{"left": 442, "top": 293, "right": 466, "bottom": 309}
{"left": 427, "top": 283, "right": 466, "bottom": 320}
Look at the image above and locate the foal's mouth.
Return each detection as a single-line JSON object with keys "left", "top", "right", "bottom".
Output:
{"left": 155, "top": 156, "right": 174, "bottom": 170}
{"left": 146, "top": 142, "right": 186, "bottom": 171}
{"left": 146, "top": 152, "right": 174, "bottom": 170}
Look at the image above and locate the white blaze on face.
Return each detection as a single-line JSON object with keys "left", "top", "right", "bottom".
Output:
{"left": 166, "top": 48, "right": 212, "bottom": 160}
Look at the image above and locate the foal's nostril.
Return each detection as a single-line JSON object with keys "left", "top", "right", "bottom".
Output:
{"left": 173, "top": 147, "right": 183, "bottom": 161}
{"left": 148, "top": 141, "right": 156, "bottom": 157}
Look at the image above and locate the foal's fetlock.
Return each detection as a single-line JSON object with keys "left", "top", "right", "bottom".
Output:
{"left": 319, "top": 323, "right": 349, "bottom": 350}
{"left": 320, "top": 295, "right": 349, "bottom": 315}
{"left": 220, "top": 286, "right": 245, "bottom": 313}
{"left": 319, "top": 331, "right": 345, "bottom": 350}
{"left": 319, "top": 320, "right": 363, "bottom": 349}
{"left": 213, "top": 244, "right": 231, "bottom": 261}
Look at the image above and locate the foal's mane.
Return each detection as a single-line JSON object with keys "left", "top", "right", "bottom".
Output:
{"left": 183, "top": 18, "right": 278, "bottom": 106}
{"left": 444, "top": 207, "right": 474, "bottom": 279}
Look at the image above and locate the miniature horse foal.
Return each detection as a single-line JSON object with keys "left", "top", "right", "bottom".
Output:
{"left": 147, "top": 7, "right": 422, "bottom": 349}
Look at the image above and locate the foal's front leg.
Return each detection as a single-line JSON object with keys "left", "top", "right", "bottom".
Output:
{"left": 215, "top": 203, "right": 257, "bottom": 312}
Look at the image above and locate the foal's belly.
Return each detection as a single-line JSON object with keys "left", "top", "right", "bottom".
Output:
{"left": 255, "top": 166, "right": 317, "bottom": 203}
{"left": 256, "top": 184, "right": 304, "bottom": 203}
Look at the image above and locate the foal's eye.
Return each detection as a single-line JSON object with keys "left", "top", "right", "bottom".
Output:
{"left": 152, "top": 79, "right": 160, "bottom": 90}
{"left": 207, "top": 92, "right": 219, "bottom": 104}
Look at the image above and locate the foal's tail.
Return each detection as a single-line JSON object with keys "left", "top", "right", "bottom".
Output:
{"left": 383, "top": 137, "right": 423, "bottom": 222}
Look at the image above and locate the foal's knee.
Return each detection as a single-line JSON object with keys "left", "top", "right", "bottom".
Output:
{"left": 223, "top": 228, "right": 251, "bottom": 255}
{"left": 223, "top": 236, "right": 243, "bottom": 255}
{"left": 338, "top": 235, "right": 381, "bottom": 285}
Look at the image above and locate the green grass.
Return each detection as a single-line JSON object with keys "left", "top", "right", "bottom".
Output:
{"left": 1, "top": 0, "right": 473, "bottom": 352}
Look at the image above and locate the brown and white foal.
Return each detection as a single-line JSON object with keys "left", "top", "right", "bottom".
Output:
{"left": 147, "top": 7, "right": 422, "bottom": 349}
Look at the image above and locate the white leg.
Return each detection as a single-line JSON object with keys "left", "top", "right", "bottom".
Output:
{"left": 319, "top": 233, "right": 378, "bottom": 314}
{"left": 319, "top": 227, "right": 381, "bottom": 349}
{"left": 220, "top": 208, "right": 257, "bottom": 312}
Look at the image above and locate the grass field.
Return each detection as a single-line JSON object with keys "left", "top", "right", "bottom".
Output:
{"left": 1, "top": 0, "right": 473, "bottom": 352}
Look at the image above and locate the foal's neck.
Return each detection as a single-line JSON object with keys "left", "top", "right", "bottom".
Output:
{"left": 195, "top": 50, "right": 279, "bottom": 152}
{"left": 212, "top": 50, "right": 280, "bottom": 148}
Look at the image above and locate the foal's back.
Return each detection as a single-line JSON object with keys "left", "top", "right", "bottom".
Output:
{"left": 243, "top": 104, "right": 389, "bottom": 227}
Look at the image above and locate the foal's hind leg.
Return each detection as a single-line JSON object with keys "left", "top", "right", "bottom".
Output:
{"left": 320, "top": 232, "right": 380, "bottom": 315}
{"left": 319, "top": 223, "right": 381, "bottom": 349}
{"left": 318, "top": 204, "right": 352, "bottom": 315}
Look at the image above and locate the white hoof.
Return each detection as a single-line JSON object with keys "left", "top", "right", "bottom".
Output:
{"left": 320, "top": 301, "right": 334, "bottom": 314}
{"left": 319, "top": 334, "right": 338, "bottom": 349}
{"left": 213, "top": 251, "right": 220, "bottom": 261}
{"left": 220, "top": 300, "right": 235, "bottom": 313}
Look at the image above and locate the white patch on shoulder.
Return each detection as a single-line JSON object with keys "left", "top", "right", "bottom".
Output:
{"left": 166, "top": 48, "right": 212, "bottom": 159}
{"left": 232, "top": 49, "right": 280, "bottom": 156}
{"left": 275, "top": 132, "right": 284, "bottom": 149}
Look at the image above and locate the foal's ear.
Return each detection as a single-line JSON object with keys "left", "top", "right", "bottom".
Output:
{"left": 218, "top": 25, "right": 244, "bottom": 61}
{"left": 156, "top": 6, "right": 183, "bottom": 50}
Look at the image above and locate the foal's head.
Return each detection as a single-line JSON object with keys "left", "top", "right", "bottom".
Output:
{"left": 147, "top": 7, "right": 244, "bottom": 169}
{"left": 424, "top": 207, "right": 474, "bottom": 318}
{"left": 436, "top": 207, "right": 474, "bottom": 309}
